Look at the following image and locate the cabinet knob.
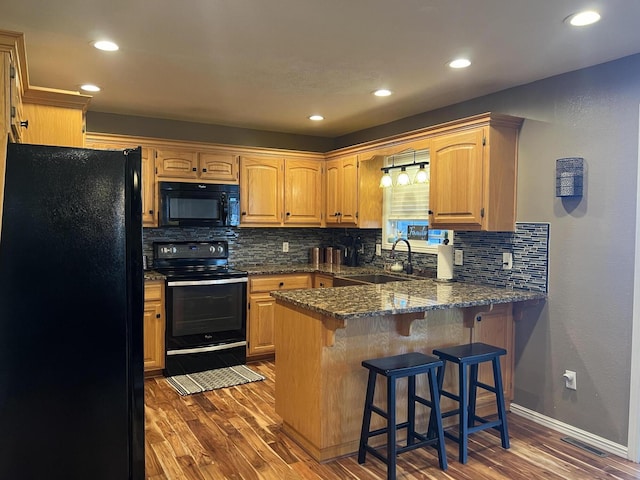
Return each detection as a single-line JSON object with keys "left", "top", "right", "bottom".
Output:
{"left": 286, "top": 212, "right": 290, "bottom": 216}
{"left": 156, "top": 314, "right": 161, "bottom": 319}
{"left": 279, "top": 282, "right": 284, "bottom": 287}
{"left": 241, "top": 211, "right": 247, "bottom": 216}
{"left": 202, "top": 168, "right": 207, "bottom": 172}
{"left": 192, "top": 167, "right": 197, "bottom": 172}
{"left": 428, "top": 210, "right": 433, "bottom": 215}
{"left": 20, "top": 120, "right": 29, "bottom": 129}
{"left": 476, "top": 315, "right": 482, "bottom": 322}
{"left": 148, "top": 210, "right": 154, "bottom": 215}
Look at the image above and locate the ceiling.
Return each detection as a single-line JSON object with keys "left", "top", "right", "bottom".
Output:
{"left": 3, "top": 0, "right": 640, "bottom": 138}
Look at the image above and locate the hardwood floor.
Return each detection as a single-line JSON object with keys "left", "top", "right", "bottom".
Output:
{"left": 145, "top": 361, "right": 640, "bottom": 479}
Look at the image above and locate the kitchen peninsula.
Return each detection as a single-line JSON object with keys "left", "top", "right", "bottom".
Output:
{"left": 271, "top": 279, "right": 545, "bottom": 462}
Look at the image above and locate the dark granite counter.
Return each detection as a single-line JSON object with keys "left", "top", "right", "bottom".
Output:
{"left": 144, "top": 270, "right": 166, "bottom": 281}
{"left": 240, "top": 263, "right": 383, "bottom": 276}
{"left": 270, "top": 278, "right": 545, "bottom": 320}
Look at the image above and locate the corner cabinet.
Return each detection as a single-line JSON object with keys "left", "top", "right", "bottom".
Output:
{"left": 144, "top": 280, "right": 166, "bottom": 376}
{"left": 325, "top": 154, "right": 382, "bottom": 228}
{"left": 429, "top": 114, "right": 523, "bottom": 231}
{"left": 240, "top": 155, "right": 324, "bottom": 227}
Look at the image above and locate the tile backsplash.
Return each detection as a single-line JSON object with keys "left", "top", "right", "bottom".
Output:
{"left": 143, "top": 222, "right": 548, "bottom": 292}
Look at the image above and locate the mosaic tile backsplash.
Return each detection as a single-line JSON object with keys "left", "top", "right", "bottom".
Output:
{"left": 143, "top": 222, "right": 549, "bottom": 292}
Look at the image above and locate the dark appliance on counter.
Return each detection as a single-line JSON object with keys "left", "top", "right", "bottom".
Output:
{"left": 340, "top": 234, "right": 363, "bottom": 267}
{"left": 153, "top": 241, "right": 248, "bottom": 376}
{"left": 159, "top": 181, "right": 239, "bottom": 227}
{"left": 0, "top": 143, "right": 144, "bottom": 479}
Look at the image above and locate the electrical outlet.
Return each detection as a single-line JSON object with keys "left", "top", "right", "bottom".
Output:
{"left": 454, "top": 249, "right": 463, "bottom": 265}
{"left": 502, "top": 252, "right": 513, "bottom": 270}
{"left": 563, "top": 370, "right": 577, "bottom": 390}
{"left": 282, "top": 242, "right": 289, "bottom": 253}
{"left": 375, "top": 243, "right": 382, "bottom": 256}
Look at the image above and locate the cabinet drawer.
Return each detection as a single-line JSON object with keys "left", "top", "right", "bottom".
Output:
{"left": 144, "top": 281, "right": 164, "bottom": 301}
{"left": 250, "top": 274, "right": 311, "bottom": 293}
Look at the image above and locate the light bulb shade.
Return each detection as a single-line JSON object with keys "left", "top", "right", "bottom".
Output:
{"left": 414, "top": 168, "right": 428, "bottom": 184}
{"left": 380, "top": 172, "right": 393, "bottom": 188}
{"left": 397, "top": 168, "right": 411, "bottom": 186}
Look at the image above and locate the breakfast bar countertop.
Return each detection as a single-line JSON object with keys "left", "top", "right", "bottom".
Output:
{"left": 270, "top": 279, "right": 546, "bottom": 320}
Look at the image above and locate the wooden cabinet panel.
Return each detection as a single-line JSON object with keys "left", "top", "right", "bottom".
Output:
{"left": 199, "top": 151, "right": 239, "bottom": 183}
{"left": 430, "top": 128, "right": 485, "bottom": 228}
{"left": 429, "top": 115, "right": 521, "bottom": 231}
{"left": 144, "top": 281, "right": 165, "bottom": 374}
{"left": 325, "top": 154, "right": 382, "bottom": 228}
{"left": 313, "top": 274, "right": 333, "bottom": 288}
{"left": 247, "top": 273, "right": 312, "bottom": 358}
{"left": 471, "top": 303, "right": 514, "bottom": 406}
{"left": 141, "top": 147, "right": 157, "bottom": 227}
{"left": 240, "top": 156, "right": 283, "bottom": 225}
{"left": 248, "top": 294, "right": 277, "bottom": 356}
{"left": 284, "top": 158, "right": 323, "bottom": 225}
{"left": 20, "top": 103, "right": 84, "bottom": 147}
{"left": 155, "top": 149, "right": 198, "bottom": 179}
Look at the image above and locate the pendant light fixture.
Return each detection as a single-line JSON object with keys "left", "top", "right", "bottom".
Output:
{"left": 379, "top": 149, "right": 429, "bottom": 187}
{"left": 396, "top": 166, "right": 411, "bottom": 186}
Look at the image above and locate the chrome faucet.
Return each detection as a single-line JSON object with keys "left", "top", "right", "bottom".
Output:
{"left": 391, "top": 238, "right": 413, "bottom": 274}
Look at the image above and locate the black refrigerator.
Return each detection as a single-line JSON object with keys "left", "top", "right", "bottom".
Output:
{"left": 0, "top": 143, "right": 145, "bottom": 479}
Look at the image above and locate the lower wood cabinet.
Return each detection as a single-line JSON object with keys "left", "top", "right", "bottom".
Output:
{"left": 313, "top": 273, "right": 333, "bottom": 288}
{"left": 247, "top": 273, "right": 312, "bottom": 359}
{"left": 144, "top": 280, "right": 166, "bottom": 375}
{"left": 470, "top": 303, "right": 514, "bottom": 408}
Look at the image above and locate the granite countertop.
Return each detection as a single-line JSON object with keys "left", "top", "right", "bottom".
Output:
{"left": 240, "top": 263, "right": 385, "bottom": 277}
{"left": 144, "top": 270, "right": 166, "bottom": 281}
{"left": 270, "top": 278, "right": 546, "bottom": 320}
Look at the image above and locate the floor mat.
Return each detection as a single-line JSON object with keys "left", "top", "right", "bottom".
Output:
{"left": 166, "top": 365, "right": 265, "bottom": 396}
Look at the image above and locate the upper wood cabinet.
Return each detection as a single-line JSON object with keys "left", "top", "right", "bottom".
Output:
{"left": 155, "top": 148, "right": 239, "bottom": 184}
{"left": 326, "top": 154, "right": 382, "bottom": 228}
{"left": 240, "top": 155, "right": 323, "bottom": 227}
{"left": 85, "top": 137, "right": 157, "bottom": 228}
{"left": 429, "top": 114, "right": 522, "bottom": 232}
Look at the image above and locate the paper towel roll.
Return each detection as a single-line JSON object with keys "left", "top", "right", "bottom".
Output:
{"left": 437, "top": 244, "right": 454, "bottom": 280}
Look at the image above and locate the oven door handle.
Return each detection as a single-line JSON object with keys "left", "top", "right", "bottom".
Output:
{"left": 167, "top": 277, "right": 248, "bottom": 287}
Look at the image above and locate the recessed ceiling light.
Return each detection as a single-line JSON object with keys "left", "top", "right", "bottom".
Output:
{"left": 565, "top": 10, "right": 601, "bottom": 26}
{"left": 93, "top": 40, "right": 119, "bottom": 51}
{"left": 373, "top": 89, "right": 392, "bottom": 97}
{"left": 309, "top": 115, "right": 324, "bottom": 121}
{"left": 449, "top": 58, "right": 471, "bottom": 69}
{"left": 80, "top": 84, "right": 101, "bottom": 92}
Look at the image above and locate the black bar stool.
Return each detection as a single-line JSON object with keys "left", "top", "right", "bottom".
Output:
{"left": 358, "top": 352, "right": 447, "bottom": 480}
{"left": 432, "top": 342, "right": 510, "bottom": 464}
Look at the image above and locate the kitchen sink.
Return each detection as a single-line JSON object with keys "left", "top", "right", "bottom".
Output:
{"left": 333, "top": 273, "right": 411, "bottom": 287}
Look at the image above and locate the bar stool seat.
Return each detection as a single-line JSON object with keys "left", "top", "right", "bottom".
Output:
{"left": 358, "top": 352, "right": 447, "bottom": 480}
{"left": 432, "top": 342, "right": 510, "bottom": 464}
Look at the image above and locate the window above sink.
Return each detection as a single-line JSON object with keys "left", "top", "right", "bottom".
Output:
{"left": 381, "top": 149, "right": 453, "bottom": 254}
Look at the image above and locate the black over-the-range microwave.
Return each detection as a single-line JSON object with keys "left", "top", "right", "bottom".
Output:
{"left": 159, "top": 181, "right": 240, "bottom": 227}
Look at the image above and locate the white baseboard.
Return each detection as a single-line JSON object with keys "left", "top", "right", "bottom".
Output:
{"left": 510, "top": 403, "right": 629, "bottom": 459}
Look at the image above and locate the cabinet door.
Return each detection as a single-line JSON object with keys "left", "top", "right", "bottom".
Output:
{"left": 239, "top": 156, "right": 282, "bottom": 225}
{"left": 284, "top": 158, "right": 323, "bottom": 225}
{"left": 143, "top": 281, "right": 165, "bottom": 373}
{"left": 313, "top": 274, "right": 333, "bottom": 288}
{"left": 20, "top": 103, "right": 84, "bottom": 147}
{"left": 155, "top": 149, "right": 198, "bottom": 179}
{"left": 199, "top": 151, "right": 239, "bottom": 183}
{"left": 339, "top": 156, "right": 358, "bottom": 225}
{"left": 472, "top": 303, "right": 514, "bottom": 406}
{"left": 141, "top": 147, "right": 157, "bottom": 227}
{"left": 325, "top": 159, "right": 341, "bottom": 225}
{"left": 430, "top": 128, "right": 484, "bottom": 228}
{"left": 248, "top": 294, "right": 276, "bottom": 356}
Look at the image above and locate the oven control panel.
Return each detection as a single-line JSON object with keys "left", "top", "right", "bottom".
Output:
{"left": 154, "top": 241, "right": 228, "bottom": 260}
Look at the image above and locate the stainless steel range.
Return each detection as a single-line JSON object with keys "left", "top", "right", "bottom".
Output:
{"left": 153, "top": 241, "right": 248, "bottom": 376}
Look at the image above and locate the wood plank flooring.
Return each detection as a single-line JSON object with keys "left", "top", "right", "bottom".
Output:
{"left": 145, "top": 361, "right": 640, "bottom": 479}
